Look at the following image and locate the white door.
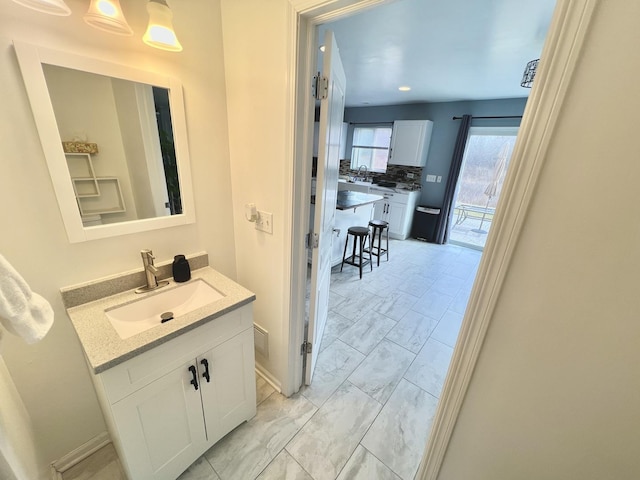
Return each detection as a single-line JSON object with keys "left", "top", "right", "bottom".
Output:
{"left": 306, "top": 31, "right": 346, "bottom": 384}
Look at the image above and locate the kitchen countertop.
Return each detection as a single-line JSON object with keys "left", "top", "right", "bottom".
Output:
{"left": 338, "top": 178, "right": 420, "bottom": 194}
{"left": 336, "top": 191, "right": 383, "bottom": 210}
{"left": 66, "top": 267, "right": 256, "bottom": 374}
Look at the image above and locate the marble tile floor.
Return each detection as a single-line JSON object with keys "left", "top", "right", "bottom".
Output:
{"left": 67, "top": 239, "right": 481, "bottom": 480}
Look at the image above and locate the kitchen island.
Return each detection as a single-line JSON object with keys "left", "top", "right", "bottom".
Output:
{"left": 336, "top": 190, "right": 383, "bottom": 210}
{"left": 326, "top": 190, "right": 384, "bottom": 266}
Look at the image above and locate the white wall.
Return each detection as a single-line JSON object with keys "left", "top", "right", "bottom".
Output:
{"left": 220, "top": 0, "right": 292, "bottom": 388}
{"left": 437, "top": 1, "right": 640, "bottom": 478}
{"left": 0, "top": 0, "right": 234, "bottom": 475}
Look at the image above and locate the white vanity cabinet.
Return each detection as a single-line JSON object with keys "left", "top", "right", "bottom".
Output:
{"left": 370, "top": 188, "right": 420, "bottom": 240}
{"left": 91, "top": 304, "right": 256, "bottom": 480}
{"left": 388, "top": 120, "right": 433, "bottom": 167}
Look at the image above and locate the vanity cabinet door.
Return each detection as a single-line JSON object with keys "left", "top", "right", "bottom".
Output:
{"left": 199, "top": 328, "right": 257, "bottom": 445}
{"left": 111, "top": 360, "right": 208, "bottom": 480}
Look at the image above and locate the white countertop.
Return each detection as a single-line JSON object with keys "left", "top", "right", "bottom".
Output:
{"left": 66, "top": 267, "right": 255, "bottom": 374}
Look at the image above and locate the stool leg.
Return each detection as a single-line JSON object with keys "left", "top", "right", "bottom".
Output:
{"left": 369, "top": 227, "right": 377, "bottom": 264}
{"left": 357, "top": 234, "right": 363, "bottom": 279}
{"left": 375, "top": 227, "right": 382, "bottom": 266}
{"left": 385, "top": 227, "right": 389, "bottom": 262}
{"left": 368, "top": 232, "right": 373, "bottom": 272}
{"left": 340, "top": 233, "right": 349, "bottom": 272}
{"left": 351, "top": 234, "right": 357, "bottom": 273}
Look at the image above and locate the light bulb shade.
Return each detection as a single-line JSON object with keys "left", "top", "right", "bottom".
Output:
{"left": 143, "top": 0, "right": 182, "bottom": 52}
{"left": 84, "top": 0, "right": 133, "bottom": 36}
{"left": 520, "top": 58, "right": 539, "bottom": 88}
{"left": 12, "top": 0, "right": 71, "bottom": 16}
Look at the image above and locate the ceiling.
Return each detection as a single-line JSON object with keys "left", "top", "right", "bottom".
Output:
{"left": 317, "top": 0, "right": 557, "bottom": 107}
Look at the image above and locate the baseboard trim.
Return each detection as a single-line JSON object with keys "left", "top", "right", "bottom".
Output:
{"left": 255, "top": 364, "right": 281, "bottom": 393}
{"left": 50, "top": 431, "right": 110, "bottom": 478}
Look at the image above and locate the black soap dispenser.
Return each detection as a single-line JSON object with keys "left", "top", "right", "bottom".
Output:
{"left": 172, "top": 255, "right": 191, "bottom": 282}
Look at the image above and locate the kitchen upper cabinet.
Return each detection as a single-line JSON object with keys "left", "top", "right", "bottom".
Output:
{"left": 388, "top": 120, "right": 433, "bottom": 167}
{"left": 314, "top": 122, "right": 349, "bottom": 159}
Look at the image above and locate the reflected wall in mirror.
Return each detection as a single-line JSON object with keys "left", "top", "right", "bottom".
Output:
{"left": 14, "top": 42, "right": 195, "bottom": 243}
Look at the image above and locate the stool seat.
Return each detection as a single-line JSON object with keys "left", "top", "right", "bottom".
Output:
{"left": 365, "top": 219, "right": 389, "bottom": 266}
{"left": 341, "top": 226, "right": 372, "bottom": 279}
{"left": 347, "top": 226, "right": 369, "bottom": 236}
{"left": 369, "top": 219, "right": 388, "bottom": 228}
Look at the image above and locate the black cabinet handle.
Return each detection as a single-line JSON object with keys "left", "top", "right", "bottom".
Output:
{"left": 188, "top": 365, "right": 199, "bottom": 390}
{"left": 200, "top": 358, "right": 210, "bottom": 383}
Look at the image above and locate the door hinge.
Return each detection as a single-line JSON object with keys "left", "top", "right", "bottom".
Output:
{"left": 313, "top": 72, "right": 328, "bottom": 100}
{"left": 301, "top": 341, "right": 312, "bottom": 355}
{"left": 306, "top": 232, "right": 319, "bottom": 249}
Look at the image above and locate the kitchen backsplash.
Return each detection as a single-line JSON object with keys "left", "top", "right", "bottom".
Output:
{"left": 339, "top": 160, "right": 423, "bottom": 190}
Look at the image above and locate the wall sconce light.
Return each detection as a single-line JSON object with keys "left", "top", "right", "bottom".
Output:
{"left": 14, "top": 0, "right": 183, "bottom": 52}
{"left": 143, "top": 0, "right": 182, "bottom": 52}
{"left": 84, "top": 0, "right": 133, "bottom": 36}
{"left": 520, "top": 59, "right": 539, "bottom": 88}
{"left": 11, "top": 0, "right": 71, "bottom": 16}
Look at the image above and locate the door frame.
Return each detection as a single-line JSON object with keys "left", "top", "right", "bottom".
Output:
{"left": 284, "top": 1, "right": 596, "bottom": 479}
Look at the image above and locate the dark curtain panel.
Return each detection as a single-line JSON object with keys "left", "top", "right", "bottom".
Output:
{"left": 435, "top": 114, "right": 472, "bottom": 244}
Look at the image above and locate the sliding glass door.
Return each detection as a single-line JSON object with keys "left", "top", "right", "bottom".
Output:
{"left": 448, "top": 126, "right": 518, "bottom": 250}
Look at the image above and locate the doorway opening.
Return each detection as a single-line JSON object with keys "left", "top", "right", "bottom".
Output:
{"left": 449, "top": 126, "right": 519, "bottom": 250}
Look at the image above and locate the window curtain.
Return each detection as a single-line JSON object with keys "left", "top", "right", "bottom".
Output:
{"left": 434, "top": 114, "right": 472, "bottom": 244}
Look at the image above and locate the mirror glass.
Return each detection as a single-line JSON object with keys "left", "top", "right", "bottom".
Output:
{"left": 14, "top": 42, "right": 195, "bottom": 242}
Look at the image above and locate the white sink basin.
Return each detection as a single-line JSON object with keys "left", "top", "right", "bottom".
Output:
{"left": 105, "top": 279, "right": 225, "bottom": 339}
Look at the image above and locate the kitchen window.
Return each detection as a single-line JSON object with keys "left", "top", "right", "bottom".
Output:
{"left": 350, "top": 125, "right": 392, "bottom": 173}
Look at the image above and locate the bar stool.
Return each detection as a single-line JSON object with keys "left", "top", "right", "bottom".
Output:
{"left": 366, "top": 219, "right": 389, "bottom": 266}
{"left": 340, "top": 226, "right": 372, "bottom": 279}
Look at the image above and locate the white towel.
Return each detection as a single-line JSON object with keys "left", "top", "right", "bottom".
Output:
{"left": 0, "top": 254, "right": 54, "bottom": 344}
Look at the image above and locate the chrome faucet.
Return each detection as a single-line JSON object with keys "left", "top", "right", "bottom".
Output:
{"left": 357, "top": 165, "right": 368, "bottom": 180}
{"left": 135, "top": 249, "right": 169, "bottom": 293}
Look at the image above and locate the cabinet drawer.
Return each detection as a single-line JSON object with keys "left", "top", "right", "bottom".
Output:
{"left": 98, "top": 304, "right": 253, "bottom": 403}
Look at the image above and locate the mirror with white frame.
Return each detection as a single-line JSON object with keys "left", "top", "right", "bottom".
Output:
{"left": 14, "top": 42, "right": 195, "bottom": 243}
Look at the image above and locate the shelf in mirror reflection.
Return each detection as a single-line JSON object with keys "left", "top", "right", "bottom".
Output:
{"left": 13, "top": 41, "right": 196, "bottom": 242}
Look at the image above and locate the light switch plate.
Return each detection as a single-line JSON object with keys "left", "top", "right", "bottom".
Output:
{"left": 255, "top": 211, "right": 273, "bottom": 234}
{"left": 426, "top": 174, "right": 437, "bottom": 182}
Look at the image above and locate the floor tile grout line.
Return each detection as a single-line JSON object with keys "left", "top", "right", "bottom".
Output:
{"left": 300, "top": 239, "right": 478, "bottom": 480}
{"left": 345, "top": 378, "right": 406, "bottom": 478}
{"left": 332, "top": 378, "right": 386, "bottom": 480}
{"left": 360, "top": 443, "right": 404, "bottom": 480}
{"left": 287, "top": 376, "right": 378, "bottom": 480}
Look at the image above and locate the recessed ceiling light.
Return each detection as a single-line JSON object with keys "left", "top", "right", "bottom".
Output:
{"left": 398, "top": 86, "right": 411, "bottom": 91}
{"left": 319, "top": 45, "right": 325, "bottom": 52}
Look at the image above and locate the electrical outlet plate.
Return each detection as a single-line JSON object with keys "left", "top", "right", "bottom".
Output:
{"left": 255, "top": 211, "right": 273, "bottom": 234}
